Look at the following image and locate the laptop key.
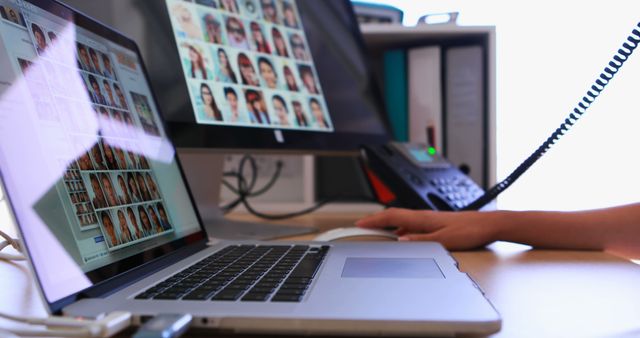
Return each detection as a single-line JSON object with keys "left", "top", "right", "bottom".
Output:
{"left": 241, "top": 293, "right": 271, "bottom": 302}
{"left": 271, "top": 294, "right": 304, "bottom": 302}
{"left": 276, "top": 289, "right": 305, "bottom": 296}
{"left": 183, "top": 289, "right": 218, "bottom": 300}
{"left": 212, "top": 290, "right": 244, "bottom": 301}
{"left": 154, "top": 292, "right": 183, "bottom": 300}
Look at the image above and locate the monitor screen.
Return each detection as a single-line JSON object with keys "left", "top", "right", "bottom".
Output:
{"left": 166, "top": 0, "right": 334, "bottom": 132}
{"left": 0, "top": 0, "right": 205, "bottom": 306}
{"left": 97, "top": 0, "right": 391, "bottom": 152}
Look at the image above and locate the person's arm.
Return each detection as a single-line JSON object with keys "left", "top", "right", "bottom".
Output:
{"left": 356, "top": 204, "right": 640, "bottom": 256}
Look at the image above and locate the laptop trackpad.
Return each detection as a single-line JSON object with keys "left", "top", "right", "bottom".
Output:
{"left": 341, "top": 258, "right": 444, "bottom": 279}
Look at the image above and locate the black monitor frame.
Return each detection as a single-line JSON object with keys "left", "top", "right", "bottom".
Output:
{"left": 134, "top": 0, "right": 391, "bottom": 154}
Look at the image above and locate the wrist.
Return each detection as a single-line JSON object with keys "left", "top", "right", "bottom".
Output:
{"left": 484, "top": 210, "right": 516, "bottom": 242}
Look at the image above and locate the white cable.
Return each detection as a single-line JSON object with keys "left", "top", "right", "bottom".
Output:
{"left": 0, "top": 311, "right": 132, "bottom": 338}
{"left": 0, "top": 229, "right": 24, "bottom": 261}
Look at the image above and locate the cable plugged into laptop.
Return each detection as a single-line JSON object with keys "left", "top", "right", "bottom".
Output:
{"left": 0, "top": 311, "right": 132, "bottom": 337}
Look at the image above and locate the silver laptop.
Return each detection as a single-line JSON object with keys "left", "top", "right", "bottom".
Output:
{"left": 0, "top": 0, "right": 500, "bottom": 336}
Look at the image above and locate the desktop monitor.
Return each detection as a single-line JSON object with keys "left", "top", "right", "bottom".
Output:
{"left": 136, "top": 0, "right": 391, "bottom": 152}
{"left": 60, "top": 0, "right": 391, "bottom": 237}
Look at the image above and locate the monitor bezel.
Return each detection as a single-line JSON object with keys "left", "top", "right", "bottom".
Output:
{"left": 148, "top": 0, "right": 392, "bottom": 153}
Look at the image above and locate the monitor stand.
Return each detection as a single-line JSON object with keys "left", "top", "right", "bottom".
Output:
{"left": 177, "top": 150, "right": 317, "bottom": 240}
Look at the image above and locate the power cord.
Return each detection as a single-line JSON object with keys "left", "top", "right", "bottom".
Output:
{"left": 221, "top": 155, "right": 381, "bottom": 220}
{"left": 0, "top": 311, "right": 131, "bottom": 338}
{"left": 0, "top": 229, "right": 24, "bottom": 262}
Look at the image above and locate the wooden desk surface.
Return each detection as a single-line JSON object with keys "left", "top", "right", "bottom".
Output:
{"left": 3, "top": 212, "right": 640, "bottom": 337}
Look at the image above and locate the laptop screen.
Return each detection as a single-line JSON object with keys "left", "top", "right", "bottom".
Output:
{"left": 0, "top": 0, "right": 205, "bottom": 305}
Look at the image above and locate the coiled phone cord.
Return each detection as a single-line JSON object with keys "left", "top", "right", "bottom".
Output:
{"left": 463, "top": 22, "right": 640, "bottom": 211}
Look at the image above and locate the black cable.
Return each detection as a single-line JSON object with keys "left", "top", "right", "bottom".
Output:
{"left": 463, "top": 22, "right": 640, "bottom": 211}
{"left": 240, "top": 197, "right": 334, "bottom": 221}
{"left": 221, "top": 154, "right": 382, "bottom": 220}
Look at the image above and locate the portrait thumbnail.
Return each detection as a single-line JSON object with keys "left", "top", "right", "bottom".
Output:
{"left": 130, "top": 92, "right": 161, "bottom": 136}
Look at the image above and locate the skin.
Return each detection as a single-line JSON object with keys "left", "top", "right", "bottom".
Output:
{"left": 90, "top": 176, "right": 106, "bottom": 207}
{"left": 79, "top": 153, "right": 93, "bottom": 170}
{"left": 101, "top": 174, "right": 118, "bottom": 206}
{"left": 272, "top": 97, "right": 289, "bottom": 126}
{"left": 283, "top": 6, "right": 297, "bottom": 27}
{"left": 90, "top": 50, "right": 102, "bottom": 73}
{"left": 273, "top": 29, "right": 288, "bottom": 57}
{"left": 103, "top": 81, "right": 115, "bottom": 105}
{"left": 136, "top": 173, "right": 150, "bottom": 201}
{"left": 201, "top": 84, "right": 215, "bottom": 117}
{"left": 8, "top": 9, "right": 19, "bottom": 23}
{"left": 90, "top": 80, "right": 101, "bottom": 98}
{"left": 128, "top": 175, "right": 142, "bottom": 202}
{"left": 102, "top": 212, "right": 117, "bottom": 246}
{"left": 204, "top": 15, "right": 221, "bottom": 43}
{"left": 79, "top": 47, "right": 91, "bottom": 70}
{"left": 149, "top": 207, "right": 163, "bottom": 233}
{"left": 356, "top": 205, "right": 640, "bottom": 259}
{"left": 246, "top": 94, "right": 263, "bottom": 124}
{"left": 139, "top": 208, "right": 152, "bottom": 233}
{"left": 290, "top": 34, "right": 307, "bottom": 60}
{"left": 117, "top": 210, "right": 132, "bottom": 242}
{"left": 251, "top": 23, "right": 270, "bottom": 53}
{"left": 310, "top": 100, "right": 327, "bottom": 128}
{"left": 302, "top": 71, "right": 318, "bottom": 94}
{"left": 34, "top": 30, "right": 46, "bottom": 51}
{"left": 127, "top": 208, "right": 142, "bottom": 239}
{"left": 218, "top": 50, "right": 232, "bottom": 79}
{"left": 145, "top": 174, "right": 160, "bottom": 200}
{"left": 103, "top": 143, "right": 118, "bottom": 170}
{"left": 220, "top": 0, "right": 238, "bottom": 12}
{"left": 91, "top": 145, "right": 106, "bottom": 169}
{"left": 227, "top": 18, "right": 246, "bottom": 45}
{"left": 114, "top": 147, "right": 127, "bottom": 168}
{"left": 114, "top": 85, "right": 127, "bottom": 109}
{"left": 188, "top": 46, "right": 208, "bottom": 79}
{"left": 284, "top": 67, "right": 298, "bottom": 91}
{"left": 239, "top": 56, "right": 259, "bottom": 86}
{"left": 174, "top": 4, "right": 201, "bottom": 39}
{"left": 261, "top": 0, "right": 277, "bottom": 23}
{"left": 126, "top": 150, "right": 138, "bottom": 168}
{"left": 103, "top": 56, "right": 114, "bottom": 77}
{"left": 259, "top": 60, "right": 278, "bottom": 89}
{"left": 158, "top": 205, "right": 171, "bottom": 229}
{"left": 292, "top": 102, "right": 307, "bottom": 126}
{"left": 226, "top": 90, "right": 239, "bottom": 122}
{"left": 118, "top": 176, "right": 132, "bottom": 204}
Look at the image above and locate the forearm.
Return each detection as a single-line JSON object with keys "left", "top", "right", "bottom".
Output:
{"left": 489, "top": 203, "right": 640, "bottom": 254}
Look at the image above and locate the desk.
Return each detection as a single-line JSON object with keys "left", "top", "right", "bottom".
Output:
{"left": 3, "top": 212, "right": 640, "bottom": 337}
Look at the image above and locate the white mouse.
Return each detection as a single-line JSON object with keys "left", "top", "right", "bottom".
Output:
{"left": 313, "top": 227, "right": 398, "bottom": 242}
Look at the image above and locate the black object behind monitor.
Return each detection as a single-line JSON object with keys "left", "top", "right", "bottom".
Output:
{"left": 131, "top": 0, "right": 391, "bottom": 152}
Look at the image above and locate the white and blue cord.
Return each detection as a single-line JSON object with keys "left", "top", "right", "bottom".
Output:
{"left": 0, "top": 311, "right": 132, "bottom": 338}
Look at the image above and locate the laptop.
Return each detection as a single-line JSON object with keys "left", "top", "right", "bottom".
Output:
{"left": 0, "top": 0, "right": 500, "bottom": 336}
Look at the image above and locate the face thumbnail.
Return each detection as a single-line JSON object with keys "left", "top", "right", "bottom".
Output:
{"left": 260, "top": 0, "right": 278, "bottom": 24}
{"left": 226, "top": 17, "right": 249, "bottom": 50}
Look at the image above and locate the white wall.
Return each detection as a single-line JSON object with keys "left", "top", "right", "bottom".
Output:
{"left": 362, "top": 0, "right": 640, "bottom": 211}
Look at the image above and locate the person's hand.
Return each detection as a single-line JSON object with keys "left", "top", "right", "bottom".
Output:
{"left": 355, "top": 208, "right": 501, "bottom": 250}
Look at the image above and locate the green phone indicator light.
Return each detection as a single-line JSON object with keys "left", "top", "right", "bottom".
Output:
{"left": 428, "top": 147, "right": 437, "bottom": 156}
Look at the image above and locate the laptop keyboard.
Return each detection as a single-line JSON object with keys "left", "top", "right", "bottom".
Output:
{"left": 134, "top": 244, "right": 330, "bottom": 302}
